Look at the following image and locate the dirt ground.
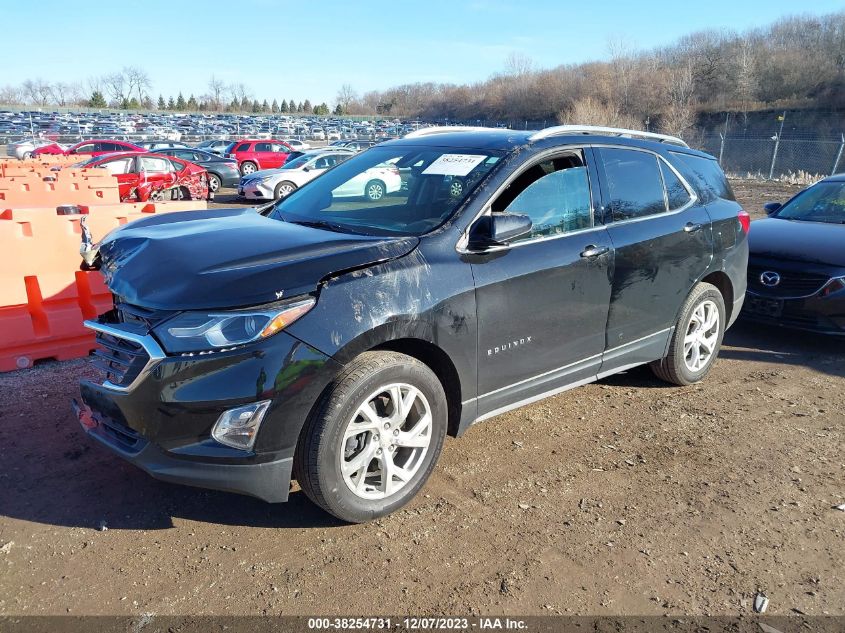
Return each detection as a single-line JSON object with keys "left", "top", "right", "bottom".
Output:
{"left": 0, "top": 179, "right": 842, "bottom": 618}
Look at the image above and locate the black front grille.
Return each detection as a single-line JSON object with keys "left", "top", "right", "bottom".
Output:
{"left": 114, "top": 299, "right": 172, "bottom": 330}
{"left": 92, "top": 331, "right": 150, "bottom": 388}
{"left": 97, "top": 413, "right": 146, "bottom": 452}
{"left": 747, "top": 266, "right": 829, "bottom": 298}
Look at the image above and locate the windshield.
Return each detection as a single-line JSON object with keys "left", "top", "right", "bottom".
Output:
{"left": 282, "top": 155, "right": 313, "bottom": 169}
{"left": 270, "top": 146, "right": 503, "bottom": 236}
{"left": 776, "top": 181, "right": 845, "bottom": 224}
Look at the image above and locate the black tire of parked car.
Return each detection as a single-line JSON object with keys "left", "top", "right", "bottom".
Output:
{"left": 240, "top": 161, "right": 257, "bottom": 176}
{"left": 294, "top": 351, "right": 448, "bottom": 523}
{"left": 365, "top": 179, "right": 386, "bottom": 201}
{"left": 207, "top": 173, "right": 221, "bottom": 192}
{"left": 650, "top": 282, "right": 726, "bottom": 386}
{"left": 274, "top": 181, "right": 297, "bottom": 199}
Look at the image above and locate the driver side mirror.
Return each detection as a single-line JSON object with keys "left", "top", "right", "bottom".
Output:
{"left": 468, "top": 212, "right": 533, "bottom": 250}
{"left": 764, "top": 202, "right": 782, "bottom": 216}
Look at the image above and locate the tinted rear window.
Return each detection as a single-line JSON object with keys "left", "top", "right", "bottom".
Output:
{"left": 670, "top": 152, "right": 735, "bottom": 203}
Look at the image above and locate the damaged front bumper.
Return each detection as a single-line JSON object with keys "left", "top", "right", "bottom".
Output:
{"left": 74, "top": 317, "right": 343, "bottom": 502}
{"left": 72, "top": 397, "right": 293, "bottom": 502}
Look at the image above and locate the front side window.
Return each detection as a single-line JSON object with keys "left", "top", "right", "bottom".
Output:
{"left": 73, "top": 143, "right": 95, "bottom": 154}
{"left": 491, "top": 152, "right": 593, "bottom": 241}
{"left": 271, "top": 146, "right": 503, "bottom": 236}
{"left": 600, "top": 148, "right": 666, "bottom": 222}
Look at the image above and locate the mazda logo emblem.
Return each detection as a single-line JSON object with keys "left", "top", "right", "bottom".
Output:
{"left": 760, "top": 271, "right": 781, "bottom": 287}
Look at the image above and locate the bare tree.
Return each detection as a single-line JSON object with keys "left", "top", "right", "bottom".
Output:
{"left": 734, "top": 38, "right": 758, "bottom": 125}
{"left": 660, "top": 62, "right": 696, "bottom": 138}
{"left": 561, "top": 96, "right": 639, "bottom": 129}
{"left": 0, "top": 85, "right": 24, "bottom": 105}
{"left": 103, "top": 71, "right": 128, "bottom": 104}
{"left": 607, "top": 35, "right": 636, "bottom": 112}
{"left": 22, "top": 79, "right": 52, "bottom": 106}
{"left": 504, "top": 51, "right": 534, "bottom": 77}
{"left": 207, "top": 75, "right": 226, "bottom": 111}
{"left": 336, "top": 84, "right": 358, "bottom": 113}
{"left": 50, "top": 82, "right": 71, "bottom": 106}
{"left": 124, "top": 66, "right": 151, "bottom": 102}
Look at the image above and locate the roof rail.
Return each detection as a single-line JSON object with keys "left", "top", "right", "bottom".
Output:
{"left": 403, "top": 125, "right": 503, "bottom": 138}
{"left": 528, "top": 125, "right": 688, "bottom": 148}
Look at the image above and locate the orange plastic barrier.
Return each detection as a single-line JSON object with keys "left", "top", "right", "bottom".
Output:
{"left": 0, "top": 201, "right": 209, "bottom": 371}
{"left": 0, "top": 173, "right": 120, "bottom": 207}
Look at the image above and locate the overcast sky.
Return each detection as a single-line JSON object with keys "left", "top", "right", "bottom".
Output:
{"left": 4, "top": 0, "right": 844, "bottom": 105}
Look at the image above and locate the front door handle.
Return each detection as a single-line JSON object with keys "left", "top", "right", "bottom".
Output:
{"left": 580, "top": 244, "right": 610, "bottom": 258}
{"left": 684, "top": 222, "right": 703, "bottom": 233}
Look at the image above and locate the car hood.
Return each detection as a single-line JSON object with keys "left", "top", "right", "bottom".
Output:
{"left": 749, "top": 218, "right": 845, "bottom": 267}
{"left": 96, "top": 207, "right": 419, "bottom": 311}
{"left": 246, "top": 168, "right": 289, "bottom": 180}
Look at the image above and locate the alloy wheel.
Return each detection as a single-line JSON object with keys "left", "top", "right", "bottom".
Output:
{"left": 683, "top": 299, "right": 720, "bottom": 372}
{"left": 367, "top": 182, "right": 384, "bottom": 200}
{"left": 340, "top": 383, "right": 432, "bottom": 500}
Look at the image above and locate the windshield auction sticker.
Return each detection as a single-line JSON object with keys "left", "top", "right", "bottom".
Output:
{"left": 422, "top": 154, "right": 487, "bottom": 176}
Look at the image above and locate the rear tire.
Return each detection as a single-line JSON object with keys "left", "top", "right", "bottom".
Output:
{"left": 365, "top": 179, "right": 385, "bottom": 201}
{"left": 207, "top": 173, "right": 221, "bottom": 192}
{"left": 650, "top": 282, "right": 725, "bottom": 386}
{"left": 240, "top": 161, "right": 257, "bottom": 176}
{"left": 294, "top": 351, "right": 447, "bottom": 523}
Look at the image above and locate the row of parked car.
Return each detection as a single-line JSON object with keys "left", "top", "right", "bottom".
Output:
{"left": 0, "top": 110, "right": 416, "bottom": 145}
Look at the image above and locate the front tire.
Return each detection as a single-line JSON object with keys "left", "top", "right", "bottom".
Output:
{"left": 274, "top": 180, "right": 297, "bottom": 199}
{"left": 294, "top": 351, "right": 447, "bottom": 523}
{"left": 650, "top": 282, "right": 725, "bottom": 386}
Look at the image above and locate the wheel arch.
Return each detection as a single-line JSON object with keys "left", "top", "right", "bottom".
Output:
{"left": 371, "top": 337, "right": 463, "bottom": 437}
{"left": 700, "top": 270, "right": 734, "bottom": 322}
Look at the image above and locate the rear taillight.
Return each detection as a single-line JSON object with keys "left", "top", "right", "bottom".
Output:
{"left": 737, "top": 209, "right": 751, "bottom": 234}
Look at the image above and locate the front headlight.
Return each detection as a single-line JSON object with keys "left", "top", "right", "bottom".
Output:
{"left": 153, "top": 297, "right": 315, "bottom": 353}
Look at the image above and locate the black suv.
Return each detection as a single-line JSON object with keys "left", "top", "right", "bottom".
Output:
{"left": 74, "top": 125, "right": 748, "bottom": 523}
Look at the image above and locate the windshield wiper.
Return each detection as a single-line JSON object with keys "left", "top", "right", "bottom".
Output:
{"left": 287, "top": 219, "right": 362, "bottom": 234}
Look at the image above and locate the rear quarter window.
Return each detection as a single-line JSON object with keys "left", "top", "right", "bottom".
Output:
{"left": 669, "top": 152, "right": 735, "bottom": 204}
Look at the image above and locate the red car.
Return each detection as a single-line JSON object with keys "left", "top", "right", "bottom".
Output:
{"left": 226, "top": 139, "right": 293, "bottom": 175}
{"left": 32, "top": 139, "right": 144, "bottom": 158}
{"left": 74, "top": 152, "right": 210, "bottom": 202}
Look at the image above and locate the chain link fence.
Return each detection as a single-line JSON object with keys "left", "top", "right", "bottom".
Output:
{"left": 697, "top": 134, "right": 845, "bottom": 180}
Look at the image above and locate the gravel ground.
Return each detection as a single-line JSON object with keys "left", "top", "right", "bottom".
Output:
{"left": 0, "top": 179, "right": 841, "bottom": 617}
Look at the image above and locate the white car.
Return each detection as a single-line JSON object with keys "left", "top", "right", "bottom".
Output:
{"left": 283, "top": 139, "right": 311, "bottom": 151}
{"left": 310, "top": 127, "right": 326, "bottom": 141}
{"left": 7, "top": 138, "right": 60, "bottom": 160}
{"left": 238, "top": 149, "right": 402, "bottom": 201}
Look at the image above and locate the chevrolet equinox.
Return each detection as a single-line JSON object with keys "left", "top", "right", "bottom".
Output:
{"left": 74, "top": 125, "right": 749, "bottom": 522}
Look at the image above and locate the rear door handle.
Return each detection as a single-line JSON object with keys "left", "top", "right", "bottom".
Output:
{"left": 684, "top": 222, "right": 703, "bottom": 233}
{"left": 580, "top": 245, "right": 610, "bottom": 258}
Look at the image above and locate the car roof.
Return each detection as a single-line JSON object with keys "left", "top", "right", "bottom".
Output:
{"left": 384, "top": 126, "right": 713, "bottom": 159}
